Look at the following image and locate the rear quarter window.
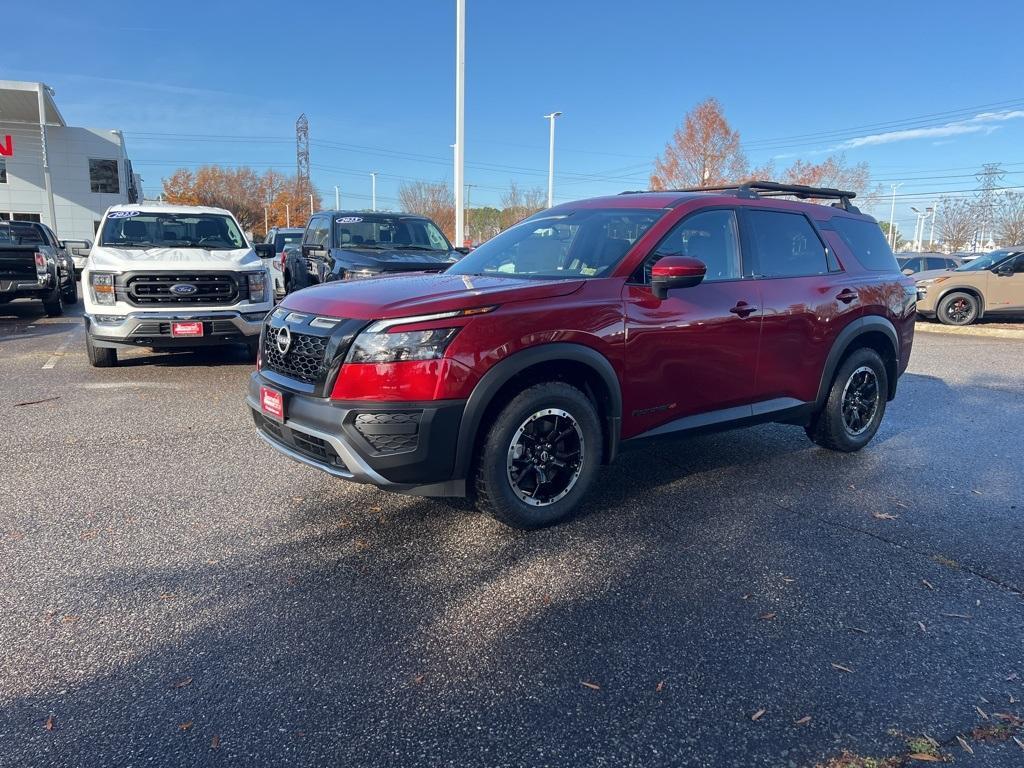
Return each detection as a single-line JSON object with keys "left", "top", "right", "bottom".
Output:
{"left": 831, "top": 217, "right": 899, "bottom": 272}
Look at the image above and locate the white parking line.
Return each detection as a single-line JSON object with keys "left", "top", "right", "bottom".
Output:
{"left": 41, "top": 327, "right": 81, "bottom": 370}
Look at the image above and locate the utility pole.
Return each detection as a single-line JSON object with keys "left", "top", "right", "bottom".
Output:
{"left": 264, "top": 206, "right": 269, "bottom": 235}
{"left": 544, "top": 111, "right": 562, "bottom": 208}
{"left": 309, "top": 194, "right": 314, "bottom": 219}
{"left": 296, "top": 114, "right": 310, "bottom": 216}
{"left": 370, "top": 172, "right": 378, "bottom": 211}
{"left": 286, "top": 203, "right": 290, "bottom": 228}
{"left": 887, "top": 183, "right": 902, "bottom": 249}
{"left": 454, "top": 0, "right": 466, "bottom": 246}
{"left": 928, "top": 202, "right": 937, "bottom": 250}
{"left": 465, "top": 183, "right": 474, "bottom": 244}
{"left": 334, "top": 185, "right": 340, "bottom": 210}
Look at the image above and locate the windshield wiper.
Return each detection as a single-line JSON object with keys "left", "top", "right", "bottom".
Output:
{"left": 340, "top": 243, "right": 390, "bottom": 250}
{"left": 105, "top": 241, "right": 154, "bottom": 249}
{"left": 390, "top": 244, "right": 442, "bottom": 251}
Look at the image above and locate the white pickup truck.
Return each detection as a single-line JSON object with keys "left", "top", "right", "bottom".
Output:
{"left": 82, "top": 203, "right": 274, "bottom": 367}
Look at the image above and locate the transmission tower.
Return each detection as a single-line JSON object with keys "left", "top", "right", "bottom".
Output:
{"left": 975, "top": 163, "right": 1004, "bottom": 249}
{"left": 296, "top": 113, "right": 311, "bottom": 217}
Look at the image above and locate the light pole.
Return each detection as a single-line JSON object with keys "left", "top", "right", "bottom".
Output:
{"left": 910, "top": 206, "right": 932, "bottom": 251}
{"left": 264, "top": 206, "right": 269, "bottom": 235}
{"left": 887, "top": 182, "right": 902, "bottom": 249}
{"left": 544, "top": 111, "right": 563, "bottom": 208}
{"left": 285, "top": 203, "right": 290, "bottom": 228}
{"left": 465, "top": 183, "right": 474, "bottom": 244}
{"left": 335, "top": 185, "right": 340, "bottom": 210}
{"left": 370, "top": 172, "right": 378, "bottom": 211}
{"left": 928, "top": 201, "right": 938, "bottom": 250}
{"left": 454, "top": 0, "right": 466, "bottom": 246}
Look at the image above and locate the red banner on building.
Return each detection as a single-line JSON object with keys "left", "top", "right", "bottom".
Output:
{"left": 0, "top": 135, "right": 13, "bottom": 157}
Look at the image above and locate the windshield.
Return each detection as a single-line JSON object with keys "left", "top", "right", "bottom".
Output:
{"left": 447, "top": 209, "right": 664, "bottom": 279}
{"left": 955, "top": 250, "right": 1014, "bottom": 271}
{"left": 100, "top": 211, "right": 247, "bottom": 250}
{"left": 333, "top": 215, "right": 451, "bottom": 251}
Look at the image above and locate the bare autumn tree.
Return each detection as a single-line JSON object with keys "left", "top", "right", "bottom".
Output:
{"left": 650, "top": 98, "right": 748, "bottom": 190}
{"left": 995, "top": 191, "right": 1024, "bottom": 246}
{"left": 499, "top": 182, "right": 546, "bottom": 229}
{"left": 398, "top": 180, "right": 455, "bottom": 240}
{"left": 749, "top": 154, "right": 872, "bottom": 199}
{"left": 162, "top": 166, "right": 320, "bottom": 236}
{"left": 936, "top": 196, "right": 980, "bottom": 252}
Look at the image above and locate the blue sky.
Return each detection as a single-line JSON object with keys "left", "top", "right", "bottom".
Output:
{"left": 4, "top": 0, "right": 1024, "bottom": 236}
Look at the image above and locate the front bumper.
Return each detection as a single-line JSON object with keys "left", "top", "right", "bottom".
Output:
{"left": 247, "top": 372, "right": 466, "bottom": 496}
{"left": 85, "top": 310, "right": 268, "bottom": 349}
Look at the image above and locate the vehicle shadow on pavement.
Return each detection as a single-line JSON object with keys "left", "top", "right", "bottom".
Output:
{"left": 3, "top": 377, "right": 1022, "bottom": 767}
{"left": 113, "top": 348, "right": 257, "bottom": 369}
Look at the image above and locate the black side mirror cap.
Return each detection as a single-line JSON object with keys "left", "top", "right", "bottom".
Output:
{"left": 253, "top": 243, "right": 276, "bottom": 258}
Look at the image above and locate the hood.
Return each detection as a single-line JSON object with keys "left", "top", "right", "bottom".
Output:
{"left": 87, "top": 246, "right": 261, "bottom": 272}
{"left": 283, "top": 272, "right": 587, "bottom": 320}
{"left": 913, "top": 267, "right": 961, "bottom": 282}
{"left": 339, "top": 246, "right": 454, "bottom": 267}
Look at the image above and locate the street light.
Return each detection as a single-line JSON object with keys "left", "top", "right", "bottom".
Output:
{"left": 887, "top": 183, "right": 903, "bottom": 249}
{"left": 370, "top": 172, "right": 378, "bottom": 212}
{"left": 910, "top": 206, "right": 933, "bottom": 251}
{"left": 544, "top": 111, "right": 563, "bottom": 208}
{"left": 454, "top": 0, "right": 466, "bottom": 246}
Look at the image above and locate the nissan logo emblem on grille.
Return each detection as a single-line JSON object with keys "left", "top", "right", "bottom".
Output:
{"left": 276, "top": 325, "right": 292, "bottom": 355}
{"left": 169, "top": 283, "right": 198, "bottom": 296}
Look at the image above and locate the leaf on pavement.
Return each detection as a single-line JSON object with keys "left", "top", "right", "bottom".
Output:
{"left": 942, "top": 612, "right": 971, "bottom": 619}
{"left": 1012, "top": 736, "right": 1024, "bottom": 751}
{"left": 831, "top": 663, "right": 854, "bottom": 674}
{"left": 794, "top": 715, "right": 812, "bottom": 725}
{"left": 872, "top": 512, "right": 898, "bottom": 520}
{"left": 13, "top": 396, "right": 61, "bottom": 408}
{"left": 741, "top": 593, "right": 752, "bottom": 600}
{"left": 956, "top": 735, "right": 974, "bottom": 754}
{"left": 921, "top": 579, "right": 935, "bottom": 590}
{"left": 971, "top": 489, "right": 982, "bottom": 495}
{"left": 907, "top": 753, "right": 941, "bottom": 762}
{"left": 656, "top": 681, "right": 665, "bottom": 692}
{"left": 44, "top": 715, "right": 54, "bottom": 731}
{"left": 848, "top": 626, "right": 869, "bottom": 635}
{"left": 782, "top": 577, "right": 795, "bottom": 584}
{"left": 917, "top": 621, "right": 927, "bottom": 633}
{"left": 580, "top": 681, "right": 601, "bottom": 691}
{"left": 179, "top": 721, "right": 193, "bottom": 732}
{"left": 974, "top": 705, "right": 989, "bottom": 720}
{"left": 759, "top": 612, "right": 777, "bottom": 621}
{"left": 171, "top": 677, "right": 193, "bottom": 689}
{"left": 751, "top": 708, "right": 766, "bottom": 721}
{"left": 211, "top": 735, "right": 221, "bottom": 750}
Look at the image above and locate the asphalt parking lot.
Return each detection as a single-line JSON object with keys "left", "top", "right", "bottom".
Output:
{"left": 1, "top": 298, "right": 1022, "bottom": 768}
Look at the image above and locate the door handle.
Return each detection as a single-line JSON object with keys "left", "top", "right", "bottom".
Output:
{"left": 729, "top": 301, "right": 758, "bottom": 318}
{"left": 836, "top": 289, "right": 858, "bottom": 304}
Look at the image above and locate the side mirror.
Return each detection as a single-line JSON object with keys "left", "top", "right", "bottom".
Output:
{"left": 72, "top": 246, "right": 91, "bottom": 257}
{"left": 651, "top": 255, "right": 706, "bottom": 299}
{"left": 254, "top": 242, "right": 276, "bottom": 259}
{"left": 902, "top": 268, "right": 914, "bottom": 276}
{"left": 995, "top": 264, "right": 1014, "bottom": 276}
{"left": 453, "top": 246, "right": 472, "bottom": 255}
{"left": 302, "top": 244, "right": 327, "bottom": 258}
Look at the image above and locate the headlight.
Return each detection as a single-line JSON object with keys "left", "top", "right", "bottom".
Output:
{"left": 343, "top": 268, "right": 382, "bottom": 280}
{"left": 349, "top": 327, "right": 460, "bottom": 363}
{"left": 247, "top": 272, "right": 267, "bottom": 303}
{"left": 90, "top": 273, "right": 116, "bottom": 305}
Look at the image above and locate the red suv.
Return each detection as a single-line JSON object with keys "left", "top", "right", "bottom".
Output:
{"left": 248, "top": 183, "right": 916, "bottom": 528}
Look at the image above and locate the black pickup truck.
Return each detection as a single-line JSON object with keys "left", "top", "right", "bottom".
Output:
{"left": 0, "top": 221, "right": 77, "bottom": 316}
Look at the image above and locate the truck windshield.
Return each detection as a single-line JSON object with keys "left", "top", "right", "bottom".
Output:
{"left": 447, "top": 209, "right": 665, "bottom": 279}
{"left": 100, "top": 212, "right": 247, "bottom": 250}
{"left": 333, "top": 215, "right": 451, "bottom": 251}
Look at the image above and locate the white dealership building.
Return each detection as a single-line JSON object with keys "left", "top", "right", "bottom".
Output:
{"left": 0, "top": 80, "right": 141, "bottom": 242}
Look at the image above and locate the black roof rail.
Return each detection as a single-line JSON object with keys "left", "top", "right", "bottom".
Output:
{"left": 620, "top": 180, "right": 861, "bottom": 213}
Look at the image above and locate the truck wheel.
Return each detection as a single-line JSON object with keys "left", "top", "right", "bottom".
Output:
{"left": 86, "top": 334, "right": 117, "bottom": 367}
{"left": 805, "top": 347, "right": 888, "bottom": 453}
{"left": 42, "top": 287, "right": 64, "bottom": 318}
{"left": 473, "top": 382, "right": 602, "bottom": 529}
{"left": 63, "top": 275, "right": 79, "bottom": 305}
{"left": 937, "top": 291, "right": 979, "bottom": 326}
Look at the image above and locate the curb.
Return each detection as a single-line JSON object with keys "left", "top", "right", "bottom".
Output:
{"left": 915, "top": 323, "right": 1024, "bottom": 340}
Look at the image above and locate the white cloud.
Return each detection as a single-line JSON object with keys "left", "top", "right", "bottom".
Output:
{"left": 835, "top": 110, "right": 1024, "bottom": 150}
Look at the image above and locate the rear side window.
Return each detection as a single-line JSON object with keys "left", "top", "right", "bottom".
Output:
{"left": 746, "top": 210, "right": 828, "bottom": 278}
{"left": 305, "top": 218, "right": 330, "bottom": 247}
{"left": 274, "top": 232, "right": 303, "bottom": 251}
{"left": 831, "top": 217, "right": 899, "bottom": 272}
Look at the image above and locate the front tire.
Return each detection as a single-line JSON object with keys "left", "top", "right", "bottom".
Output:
{"left": 42, "top": 286, "right": 64, "bottom": 317}
{"left": 86, "top": 334, "right": 117, "bottom": 367}
{"left": 473, "top": 382, "right": 602, "bottom": 529}
{"left": 937, "top": 291, "right": 979, "bottom": 326}
{"left": 63, "top": 275, "right": 79, "bottom": 305}
{"left": 805, "top": 347, "right": 888, "bottom": 452}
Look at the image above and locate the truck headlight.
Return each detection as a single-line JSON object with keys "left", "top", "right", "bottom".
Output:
{"left": 90, "top": 273, "right": 116, "bottom": 305}
{"left": 342, "top": 267, "right": 382, "bottom": 280}
{"left": 349, "top": 327, "right": 459, "bottom": 363}
{"left": 247, "top": 272, "right": 267, "bottom": 303}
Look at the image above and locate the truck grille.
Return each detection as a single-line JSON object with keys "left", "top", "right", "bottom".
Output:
{"left": 262, "top": 326, "right": 329, "bottom": 384}
{"left": 132, "top": 319, "right": 240, "bottom": 336}
{"left": 119, "top": 273, "right": 246, "bottom": 306}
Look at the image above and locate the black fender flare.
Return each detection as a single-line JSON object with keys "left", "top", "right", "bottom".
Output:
{"left": 453, "top": 343, "right": 623, "bottom": 480}
{"left": 815, "top": 316, "right": 900, "bottom": 406}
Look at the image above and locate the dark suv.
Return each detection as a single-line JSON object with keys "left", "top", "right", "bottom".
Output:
{"left": 299, "top": 211, "right": 460, "bottom": 283}
{"left": 249, "top": 183, "right": 916, "bottom": 529}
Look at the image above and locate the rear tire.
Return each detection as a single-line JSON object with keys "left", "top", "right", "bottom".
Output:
{"left": 805, "top": 347, "right": 888, "bottom": 452}
{"left": 63, "top": 275, "right": 79, "bottom": 305}
{"left": 86, "top": 334, "right": 117, "bottom": 367}
{"left": 473, "top": 382, "right": 602, "bottom": 529}
{"left": 42, "top": 286, "right": 64, "bottom": 317}
{"left": 937, "top": 291, "right": 979, "bottom": 326}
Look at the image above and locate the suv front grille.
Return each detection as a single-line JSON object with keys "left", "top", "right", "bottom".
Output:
{"left": 262, "top": 326, "right": 329, "bottom": 384}
{"left": 118, "top": 273, "right": 246, "bottom": 306}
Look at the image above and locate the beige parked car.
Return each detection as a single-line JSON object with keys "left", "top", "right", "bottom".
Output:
{"left": 915, "top": 248, "right": 1024, "bottom": 325}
